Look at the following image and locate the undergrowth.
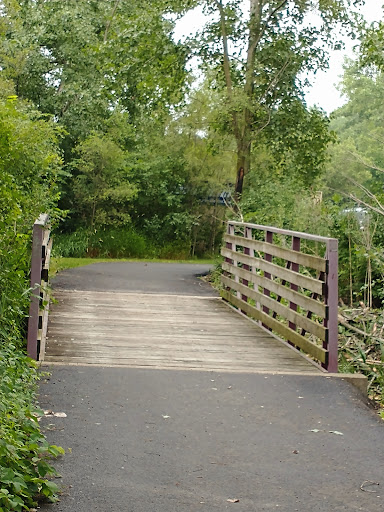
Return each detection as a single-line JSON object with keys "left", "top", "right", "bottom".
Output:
{"left": 53, "top": 227, "right": 194, "bottom": 260}
{"left": 338, "top": 306, "right": 384, "bottom": 414}
{"left": 0, "top": 345, "right": 64, "bottom": 511}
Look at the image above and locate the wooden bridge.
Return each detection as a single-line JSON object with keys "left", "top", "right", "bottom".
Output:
{"left": 28, "top": 218, "right": 338, "bottom": 375}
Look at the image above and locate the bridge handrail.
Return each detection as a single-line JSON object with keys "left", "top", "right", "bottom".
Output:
{"left": 27, "top": 214, "right": 52, "bottom": 360}
{"left": 221, "top": 221, "right": 338, "bottom": 372}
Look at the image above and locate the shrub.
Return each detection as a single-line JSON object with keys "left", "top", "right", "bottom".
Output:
{"left": 0, "top": 345, "right": 64, "bottom": 510}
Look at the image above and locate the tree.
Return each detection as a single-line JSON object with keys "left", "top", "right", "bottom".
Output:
{"left": 325, "top": 61, "right": 384, "bottom": 201}
{"left": 360, "top": 16, "right": 384, "bottom": 71}
{"left": 190, "top": 0, "right": 364, "bottom": 196}
{"left": 71, "top": 133, "right": 137, "bottom": 230}
{"left": 0, "top": 0, "right": 189, "bottom": 146}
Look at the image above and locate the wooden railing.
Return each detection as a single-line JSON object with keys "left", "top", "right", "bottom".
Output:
{"left": 221, "top": 221, "right": 338, "bottom": 372}
{"left": 27, "top": 214, "right": 52, "bottom": 361}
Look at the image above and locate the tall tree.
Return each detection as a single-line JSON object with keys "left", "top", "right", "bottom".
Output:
{"left": 324, "top": 60, "right": 384, "bottom": 206}
{"left": 0, "top": 0, "right": 189, "bottom": 145}
{"left": 191, "top": 0, "right": 364, "bottom": 196}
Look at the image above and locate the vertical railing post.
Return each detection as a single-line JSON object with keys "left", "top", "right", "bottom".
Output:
{"left": 225, "top": 222, "right": 236, "bottom": 294}
{"left": 27, "top": 222, "right": 44, "bottom": 360}
{"left": 241, "top": 226, "right": 252, "bottom": 304}
{"left": 325, "top": 239, "right": 339, "bottom": 372}
{"left": 288, "top": 236, "right": 301, "bottom": 331}
{"left": 262, "top": 231, "right": 273, "bottom": 329}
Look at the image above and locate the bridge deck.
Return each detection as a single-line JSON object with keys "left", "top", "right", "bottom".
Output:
{"left": 45, "top": 289, "right": 320, "bottom": 373}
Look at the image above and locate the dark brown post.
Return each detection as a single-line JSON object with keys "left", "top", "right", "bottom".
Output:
{"left": 225, "top": 222, "right": 235, "bottom": 292}
{"left": 262, "top": 231, "right": 273, "bottom": 328}
{"left": 325, "top": 238, "right": 338, "bottom": 372}
{"left": 27, "top": 214, "right": 51, "bottom": 360}
{"left": 241, "top": 226, "right": 251, "bottom": 303}
{"left": 27, "top": 220, "right": 45, "bottom": 360}
{"left": 289, "top": 236, "right": 301, "bottom": 331}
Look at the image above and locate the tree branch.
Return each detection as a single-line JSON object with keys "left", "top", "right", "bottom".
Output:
{"left": 347, "top": 149, "right": 384, "bottom": 174}
{"left": 346, "top": 177, "right": 384, "bottom": 217}
{"left": 104, "top": 0, "right": 121, "bottom": 43}
{"left": 212, "top": 0, "right": 240, "bottom": 140}
{"left": 250, "top": 0, "right": 289, "bottom": 58}
{"left": 259, "top": 57, "right": 290, "bottom": 102}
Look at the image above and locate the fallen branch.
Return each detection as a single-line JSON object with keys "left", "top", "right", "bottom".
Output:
{"left": 338, "top": 314, "right": 384, "bottom": 343}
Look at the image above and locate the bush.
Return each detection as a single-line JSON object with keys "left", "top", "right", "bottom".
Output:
{"left": 53, "top": 227, "right": 153, "bottom": 258}
{"left": 0, "top": 95, "right": 64, "bottom": 509}
{"left": 53, "top": 227, "right": 200, "bottom": 259}
{"left": 0, "top": 345, "right": 64, "bottom": 510}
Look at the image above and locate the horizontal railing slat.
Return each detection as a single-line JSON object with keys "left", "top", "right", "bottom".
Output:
{"left": 222, "top": 261, "right": 327, "bottom": 318}
{"left": 221, "top": 247, "right": 324, "bottom": 295}
{"left": 221, "top": 290, "right": 328, "bottom": 364}
{"left": 44, "top": 237, "right": 53, "bottom": 270}
{"left": 224, "top": 234, "right": 326, "bottom": 272}
{"left": 221, "top": 275, "right": 327, "bottom": 341}
{"left": 226, "top": 221, "right": 337, "bottom": 244}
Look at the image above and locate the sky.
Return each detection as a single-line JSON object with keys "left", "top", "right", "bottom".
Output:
{"left": 173, "top": 1, "right": 384, "bottom": 114}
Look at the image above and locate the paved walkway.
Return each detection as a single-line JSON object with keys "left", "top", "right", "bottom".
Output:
{"left": 39, "top": 262, "right": 384, "bottom": 511}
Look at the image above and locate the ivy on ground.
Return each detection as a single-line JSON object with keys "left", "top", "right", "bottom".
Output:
{"left": 0, "top": 345, "right": 64, "bottom": 511}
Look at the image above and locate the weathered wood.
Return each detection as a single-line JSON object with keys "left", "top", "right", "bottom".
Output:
{"left": 221, "top": 290, "right": 328, "bottom": 364}
{"left": 27, "top": 214, "right": 51, "bottom": 361}
{"left": 227, "top": 221, "right": 337, "bottom": 244}
{"left": 224, "top": 234, "right": 326, "bottom": 272}
{"left": 221, "top": 261, "right": 327, "bottom": 317}
{"left": 221, "top": 247, "right": 325, "bottom": 295}
{"left": 45, "top": 290, "right": 320, "bottom": 373}
{"left": 221, "top": 275, "right": 327, "bottom": 341}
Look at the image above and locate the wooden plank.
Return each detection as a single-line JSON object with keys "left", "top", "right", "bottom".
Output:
{"left": 221, "top": 276, "right": 327, "bottom": 341}
{"left": 227, "top": 221, "right": 336, "bottom": 244}
{"left": 43, "top": 237, "right": 53, "bottom": 270}
{"left": 221, "top": 290, "right": 327, "bottom": 364}
{"left": 43, "top": 357, "right": 320, "bottom": 373}
{"left": 224, "top": 234, "right": 326, "bottom": 272}
{"left": 222, "top": 262, "right": 326, "bottom": 317}
{"left": 45, "top": 290, "right": 321, "bottom": 373}
{"left": 221, "top": 248, "right": 325, "bottom": 295}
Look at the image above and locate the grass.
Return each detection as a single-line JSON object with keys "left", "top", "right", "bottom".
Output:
{"left": 50, "top": 256, "right": 217, "bottom": 277}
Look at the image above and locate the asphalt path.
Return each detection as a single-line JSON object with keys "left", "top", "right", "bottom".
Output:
{"left": 39, "top": 262, "right": 384, "bottom": 511}
{"left": 52, "top": 261, "right": 217, "bottom": 296}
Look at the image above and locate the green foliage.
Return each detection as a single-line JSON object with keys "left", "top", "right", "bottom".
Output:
{"left": 0, "top": 347, "right": 64, "bottom": 510}
{"left": 338, "top": 307, "right": 384, "bottom": 408}
{"left": 189, "top": 0, "right": 361, "bottom": 189}
{"left": 266, "top": 103, "right": 336, "bottom": 187}
{"left": 326, "top": 62, "right": 384, "bottom": 197}
{"left": 322, "top": 59, "right": 384, "bottom": 307}
{"left": 241, "top": 167, "right": 331, "bottom": 235}
{"left": 0, "top": 96, "right": 63, "bottom": 346}
{"left": 360, "top": 18, "right": 384, "bottom": 71}
{"left": 53, "top": 227, "right": 151, "bottom": 259}
{"left": 71, "top": 133, "right": 137, "bottom": 230}
{"left": 0, "top": 0, "right": 188, "bottom": 146}
{"left": 0, "top": 94, "right": 64, "bottom": 508}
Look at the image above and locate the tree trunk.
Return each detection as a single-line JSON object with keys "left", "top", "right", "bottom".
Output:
{"left": 234, "top": 138, "right": 251, "bottom": 199}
